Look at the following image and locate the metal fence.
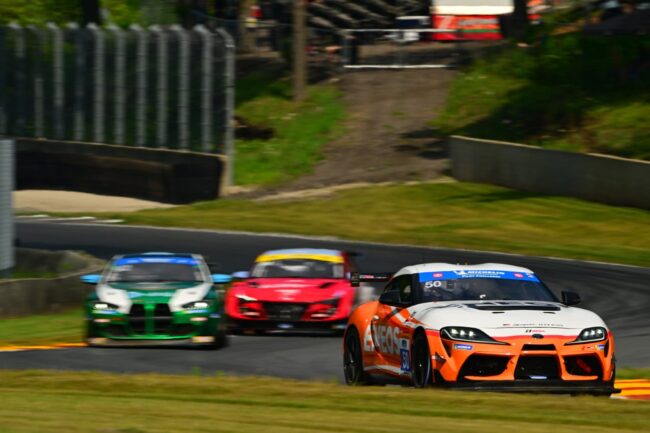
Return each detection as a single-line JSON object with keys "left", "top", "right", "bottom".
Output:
{"left": 0, "top": 23, "right": 235, "bottom": 159}
{"left": 0, "top": 139, "right": 14, "bottom": 275}
{"left": 341, "top": 28, "right": 469, "bottom": 70}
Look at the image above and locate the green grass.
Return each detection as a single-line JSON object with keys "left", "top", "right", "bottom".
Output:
{"left": 0, "top": 370, "right": 647, "bottom": 433}
{"left": 235, "top": 70, "right": 346, "bottom": 185}
{"left": 435, "top": 34, "right": 650, "bottom": 160}
{"left": 0, "top": 309, "right": 83, "bottom": 346}
{"left": 63, "top": 182, "right": 650, "bottom": 267}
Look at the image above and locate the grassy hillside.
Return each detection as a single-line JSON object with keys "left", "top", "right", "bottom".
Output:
{"left": 61, "top": 182, "right": 650, "bottom": 267}
{"left": 235, "top": 69, "right": 345, "bottom": 185}
{"left": 435, "top": 33, "right": 650, "bottom": 160}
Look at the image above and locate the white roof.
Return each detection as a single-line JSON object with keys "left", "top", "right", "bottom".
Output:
{"left": 394, "top": 262, "right": 535, "bottom": 277}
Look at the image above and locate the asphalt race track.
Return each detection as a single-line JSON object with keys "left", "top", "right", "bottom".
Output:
{"left": 1, "top": 221, "right": 649, "bottom": 381}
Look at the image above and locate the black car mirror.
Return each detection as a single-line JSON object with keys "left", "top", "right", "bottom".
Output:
{"left": 562, "top": 290, "right": 581, "bottom": 306}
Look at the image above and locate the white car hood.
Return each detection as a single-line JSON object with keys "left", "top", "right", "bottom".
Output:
{"left": 409, "top": 300, "right": 607, "bottom": 337}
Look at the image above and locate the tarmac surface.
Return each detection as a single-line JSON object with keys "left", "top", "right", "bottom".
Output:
{"left": 1, "top": 220, "right": 648, "bottom": 381}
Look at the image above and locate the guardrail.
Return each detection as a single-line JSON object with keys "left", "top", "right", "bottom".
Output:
{"left": 0, "top": 139, "right": 14, "bottom": 276}
{"left": 450, "top": 136, "right": 650, "bottom": 210}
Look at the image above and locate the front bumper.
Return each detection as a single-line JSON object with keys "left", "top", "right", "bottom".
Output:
{"left": 86, "top": 308, "right": 224, "bottom": 343}
{"left": 440, "top": 380, "right": 619, "bottom": 395}
{"left": 227, "top": 317, "right": 347, "bottom": 333}
{"left": 86, "top": 336, "right": 217, "bottom": 347}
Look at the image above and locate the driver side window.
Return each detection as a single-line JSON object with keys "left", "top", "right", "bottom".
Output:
{"left": 382, "top": 275, "right": 413, "bottom": 305}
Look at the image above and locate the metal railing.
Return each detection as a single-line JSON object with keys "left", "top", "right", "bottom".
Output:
{"left": 341, "top": 28, "right": 468, "bottom": 70}
{"left": 0, "top": 139, "right": 14, "bottom": 275}
{"left": 0, "top": 23, "right": 235, "bottom": 169}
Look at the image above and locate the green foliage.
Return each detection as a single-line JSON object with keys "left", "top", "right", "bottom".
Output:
{"left": 235, "top": 73, "right": 345, "bottom": 185}
{"left": 0, "top": 0, "right": 176, "bottom": 26}
{"left": 0, "top": 0, "right": 80, "bottom": 26}
{"left": 435, "top": 34, "right": 650, "bottom": 160}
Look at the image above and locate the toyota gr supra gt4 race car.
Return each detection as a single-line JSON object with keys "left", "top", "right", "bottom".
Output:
{"left": 226, "top": 248, "right": 373, "bottom": 333}
{"left": 343, "top": 263, "right": 618, "bottom": 395}
{"left": 82, "top": 252, "right": 232, "bottom": 348}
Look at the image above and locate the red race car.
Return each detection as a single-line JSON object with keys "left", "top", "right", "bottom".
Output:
{"left": 225, "top": 249, "right": 372, "bottom": 333}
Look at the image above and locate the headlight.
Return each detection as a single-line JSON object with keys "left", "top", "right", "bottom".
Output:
{"left": 440, "top": 327, "right": 506, "bottom": 345}
{"left": 92, "top": 302, "right": 118, "bottom": 311}
{"left": 320, "top": 297, "right": 340, "bottom": 307}
{"left": 183, "top": 301, "right": 210, "bottom": 310}
{"left": 235, "top": 294, "right": 258, "bottom": 302}
{"left": 566, "top": 327, "right": 607, "bottom": 345}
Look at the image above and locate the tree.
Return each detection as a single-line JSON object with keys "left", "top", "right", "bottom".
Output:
{"left": 238, "top": 0, "right": 255, "bottom": 52}
{"left": 512, "top": 0, "right": 529, "bottom": 39}
{"left": 80, "top": 0, "right": 102, "bottom": 25}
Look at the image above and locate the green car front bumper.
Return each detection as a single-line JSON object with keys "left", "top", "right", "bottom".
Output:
{"left": 85, "top": 303, "right": 225, "bottom": 347}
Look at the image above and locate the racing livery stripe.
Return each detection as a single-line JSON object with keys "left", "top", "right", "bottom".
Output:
{"left": 256, "top": 253, "right": 344, "bottom": 263}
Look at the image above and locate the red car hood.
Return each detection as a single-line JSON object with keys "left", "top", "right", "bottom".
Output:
{"left": 230, "top": 278, "right": 351, "bottom": 303}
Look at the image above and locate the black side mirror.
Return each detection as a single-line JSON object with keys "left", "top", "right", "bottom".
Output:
{"left": 562, "top": 291, "right": 581, "bottom": 306}
{"left": 350, "top": 272, "right": 360, "bottom": 287}
{"left": 379, "top": 291, "right": 407, "bottom": 307}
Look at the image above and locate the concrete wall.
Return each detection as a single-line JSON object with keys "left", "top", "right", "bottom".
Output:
{"left": 450, "top": 136, "right": 650, "bottom": 210}
{"left": 16, "top": 138, "right": 225, "bottom": 204}
{"left": 0, "top": 249, "right": 104, "bottom": 317}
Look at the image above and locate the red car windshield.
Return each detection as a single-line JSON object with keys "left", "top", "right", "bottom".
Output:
{"left": 250, "top": 259, "right": 344, "bottom": 279}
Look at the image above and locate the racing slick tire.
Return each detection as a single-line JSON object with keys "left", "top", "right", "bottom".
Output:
{"left": 411, "top": 331, "right": 433, "bottom": 388}
{"left": 343, "top": 327, "right": 371, "bottom": 385}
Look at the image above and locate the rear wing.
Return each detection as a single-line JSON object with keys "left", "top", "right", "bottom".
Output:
{"left": 350, "top": 272, "right": 393, "bottom": 287}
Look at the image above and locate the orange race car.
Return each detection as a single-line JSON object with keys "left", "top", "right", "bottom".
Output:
{"left": 343, "top": 263, "right": 618, "bottom": 395}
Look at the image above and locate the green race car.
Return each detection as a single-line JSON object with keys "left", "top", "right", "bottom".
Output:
{"left": 82, "top": 252, "right": 231, "bottom": 349}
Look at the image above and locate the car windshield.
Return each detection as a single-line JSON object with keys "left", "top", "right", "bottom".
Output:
{"left": 250, "top": 259, "right": 344, "bottom": 279}
{"left": 419, "top": 271, "right": 557, "bottom": 303}
{"left": 106, "top": 257, "right": 205, "bottom": 284}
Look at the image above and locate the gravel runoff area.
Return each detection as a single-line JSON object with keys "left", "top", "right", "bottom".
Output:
{"left": 14, "top": 190, "right": 175, "bottom": 213}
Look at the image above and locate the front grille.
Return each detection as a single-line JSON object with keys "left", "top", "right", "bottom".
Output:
{"left": 129, "top": 304, "right": 146, "bottom": 334}
{"left": 564, "top": 355, "right": 603, "bottom": 378}
{"left": 515, "top": 355, "right": 559, "bottom": 379}
{"left": 263, "top": 302, "right": 306, "bottom": 321}
{"left": 171, "top": 324, "right": 195, "bottom": 336}
{"left": 522, "top": 344, "right": 556, "bottom": 351}
{"left": 106, "top": 325, "right": 128, "bottom": 337}
{"left": 459, "top": 355, "right": 509, "bottom": 379}
{"left": 128, "top": 303, "right": 174, "bottom": 335}
{"left": 153, "top": 303, "right": 173, "bottom": 334}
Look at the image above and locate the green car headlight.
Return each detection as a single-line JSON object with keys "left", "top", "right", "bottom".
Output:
{"left": 183, "top": 301, "right": 211, "bottom": 310}
{"left": 92, "top": 302, "right": 119, "bottom": 311}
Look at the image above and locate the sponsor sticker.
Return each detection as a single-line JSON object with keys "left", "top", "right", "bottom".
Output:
{"left": 597, "top": 344, "right": 606, "bottom": 351}
{"left": 192, "top": 336, "right": 215, "bottom": 343}
{"left": 277, "top": 323, "right": 294, "bottom": 330}
{"left": 115, "top": 257, "right": 198, "bottom": 265}
{"left": 454, "top": 343, "right": 473, "bottom": 351}
{"left": 400, "top": 349, "right": 411, "bottom": 372}
{"left": 419, "top": 270, "right": 540, "bottom": 283}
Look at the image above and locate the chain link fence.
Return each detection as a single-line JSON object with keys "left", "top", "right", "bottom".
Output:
{"left": 0, "top": 23, "right": 235, "bottom": 159}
